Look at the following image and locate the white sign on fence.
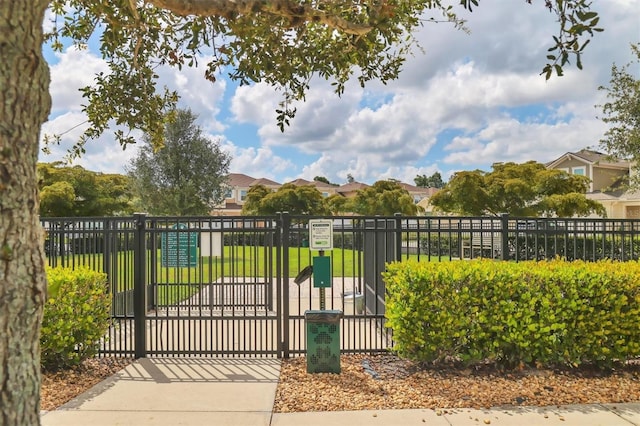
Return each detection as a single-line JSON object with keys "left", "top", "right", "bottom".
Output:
{"left": 309, "top": 219, "right": 333, "bottom": 251}
{"left": 200, "top": 222, "right": 222, "bottom": 257}
{"left": 200, "top": 232, "right": 222, "bottom": 257}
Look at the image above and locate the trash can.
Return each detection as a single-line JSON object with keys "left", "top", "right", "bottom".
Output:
{"left": 342, "top": 291, "right": 364, "bottom": 316}
{"left": 305, "top": 310, "right": 342, "bottom": 373}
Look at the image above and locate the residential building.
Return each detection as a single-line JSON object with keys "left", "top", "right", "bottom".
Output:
{"left": 213, "top": 173, "right": 281, "bottom": 216}
{"left": 397, "top": 182, "right": 439, "bottom": 204}
{"left": 212, "top": 174, "right": 439, "bottom": 216}
{"left": 286, "top": 178, "right": 339, "bottom": 198}
{"left": 335, "top": 181, "right": 369, "bottom": 198}
{"left": 545, "top": 149, "right": 640, "bottom": 218}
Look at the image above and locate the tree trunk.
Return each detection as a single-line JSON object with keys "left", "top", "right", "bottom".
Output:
{"left": 0, "top": 1, "right": 51, "bottom": 424}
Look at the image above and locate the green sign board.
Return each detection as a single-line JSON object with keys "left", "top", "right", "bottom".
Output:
{"left": 161, "top": 223, "right": 198, "bottom": 267}
{"left": 312, "top": 256, "right": 331, "bottom": 288}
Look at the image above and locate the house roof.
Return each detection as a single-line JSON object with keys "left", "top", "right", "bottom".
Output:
{"left": 311, "top": 180, "right": 339, "bottom": 189}
{"left": 287, "top": 178, "right": 313, "bottom": 186}
{"left": 336, "top": 182, "right": 369, "bottom": 194}
{"left": 226, "top": 173, "right": 281, "bottom": 188}
{"left": 397, "top": 182, "right": 440, "bottom": 196}
{"left": 227, "top": 173, "right": 258, "bottom": 187}
{"left": 546, "top": 149, "right": 630, "bottom": 170}
{"left": 397, "top": 182, "right": 422, "bottom": 192}
{"left": 252, "top": 177, "right": 281, "bottom": 187}
{"left": 618, "top": 189, "right": 640, "bottom": 201}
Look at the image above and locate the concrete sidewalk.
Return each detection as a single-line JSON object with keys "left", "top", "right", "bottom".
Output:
{"left": 41, "top": 358, "right": 640, "bottom": 426}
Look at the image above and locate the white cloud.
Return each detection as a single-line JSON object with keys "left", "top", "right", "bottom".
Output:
{"left": 442, "top": 114, "right": 609, "bottom": 168}
{"left": 43, "top": 46, "right": 227, "bottom": 170}
{"left": 156, "top": 58, "right": 227, "bottom": 133}
{"left": 48, "top": 47, "right": 109, "bottom": 114}
{"left": 40, "top": 111, "right": 141, "bottom": 173}
{"left": 230, "top": 83, "right": 282, "bottom": 126}
{"left": 222, "top": 140, "right": 295, "bottom": 181}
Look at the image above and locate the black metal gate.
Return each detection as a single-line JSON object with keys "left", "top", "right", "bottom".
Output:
{"left": 139, "top": 215, "right": 280, "bottom": 357}
{"left": 41, "top": 213, "right": 396, "bottom": 358}
{"left": 43, "top": 214, "right": 638, "bottom": 359}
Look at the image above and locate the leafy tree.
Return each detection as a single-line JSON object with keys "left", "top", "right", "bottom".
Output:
{"left": 351, "top": 180, "right": 420, "bottom": 215}
{"left": 0, "top": 0, "right": 605, "bottom": 422}
{"left": 326, "top": 194, "right": 350, "bottom": 215}
{"left": 242, "top": 183, "right": 329, "bottom": 215}
{"left": 597, "top": 43, "right": 640, "bottom": 186}
{"left": 38, "top": 163, "right": 134, "bottom": 216}
{"left": 127, "top": 109, "right": 231, "bottom": 215}
{"left": 40, "top": 181, "right": 76, "bottom": 217}
{"left": 346, "top": 174, "right": 355, "bottom": 184}
{"left": 430, "top": 161, "right": 606, "bottom": 217}
{"left": 241, "top": 184, "right": 272, "bottom": 215}
{"left": 414, "top": 172, "right": 445, "bottom": 188}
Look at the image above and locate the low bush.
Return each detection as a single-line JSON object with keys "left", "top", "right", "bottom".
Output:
{"left": 384, "top": 259, "right": 640, "bottom": 369}
{"left": 41, "top": 267, "right": 112, "bottom": 370}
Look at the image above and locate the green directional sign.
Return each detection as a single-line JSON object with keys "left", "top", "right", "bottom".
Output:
{"left": 161, "top": 223, "right": 198, "bottom": 267}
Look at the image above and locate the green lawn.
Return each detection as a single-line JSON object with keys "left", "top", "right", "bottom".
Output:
{"left": 47, "top": 246, "right": 447, "bottom": 305}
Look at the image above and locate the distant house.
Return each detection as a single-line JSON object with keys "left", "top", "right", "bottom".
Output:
{"left": 212, "top": 173, "right": 281, "bottom": 216}
{"left": 335, "top": 181, "right": 369, "bottom": 198}
{"left": 286, "top": 178, "right": 339, "bottom": 198}
{"left": 545, "top": 149, "right": 640, "bottom": 218}
{"left": 414, "top": 187, "right": 442, "bottom": 214}
{"left": 397, "top": 182, "right": 439, "bottom": 204}
{"left": 212, "top": 174, "right": 440, "bottom": 216}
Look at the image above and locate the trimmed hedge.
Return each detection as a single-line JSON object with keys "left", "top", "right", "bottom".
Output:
{"left": 41, "top": 267, "right": 112, "bottom": 370}
{"left": 383, "top": 259, "right": 640, "bottom": 368}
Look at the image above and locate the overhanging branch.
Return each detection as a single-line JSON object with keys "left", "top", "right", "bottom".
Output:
{"left": 145, "top": 0, "right": 374, "bottom": 35}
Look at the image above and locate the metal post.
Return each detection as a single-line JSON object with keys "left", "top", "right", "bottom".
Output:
{"left": 394, "top": 213, "right": 402, "bottom": 261}
{"left": 148, "top": 218, "right": 157, "bottom": 311}
{"left": 103, "top": 218, "right": 111, "bottom": 283}
{"left": 500, "top": 213, "right": 510, "bottom": 261}
{"left": 133, "top": 213, "right": 147, "bottom": 359}
{"left": 280, "top": 212, "right": 291, "bottom": 358}
{"left": 319, "top": 249, "right": 325, "bottom": 310}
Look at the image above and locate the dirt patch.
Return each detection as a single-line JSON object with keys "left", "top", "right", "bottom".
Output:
{"left": 274, "top": 354, "right": 640, "bottom": 412}
{"left": 41, "top": 358, "right": 133, "bottom": 411}
{"left": 41, "top": 354, "right": 640, "bottom": 412}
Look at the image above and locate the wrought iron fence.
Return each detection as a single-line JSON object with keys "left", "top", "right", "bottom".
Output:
{"left": 40, "top": 213, "right": 640, "bottom": 359}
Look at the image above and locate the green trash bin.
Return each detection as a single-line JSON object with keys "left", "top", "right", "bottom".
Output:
{"left": 305, "top": 310, "right": 342, "bottom": 373}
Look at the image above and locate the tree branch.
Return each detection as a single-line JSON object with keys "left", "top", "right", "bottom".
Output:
{"left": 145, "top": 0, "right": 374, "bottom": 35}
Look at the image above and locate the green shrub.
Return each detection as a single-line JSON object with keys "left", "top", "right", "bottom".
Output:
{"left": 383, "top": 259, "right": 640, "bottom": 369}
{"left": 41, "top": 267, "right": 112, "bottom": 370}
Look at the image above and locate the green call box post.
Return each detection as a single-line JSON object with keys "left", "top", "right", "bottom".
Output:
{"left": 308, "top": 219, "right": 333, "bottom": 310}
{"left": 304, "top": 220, "right": 341, "bottom": 374}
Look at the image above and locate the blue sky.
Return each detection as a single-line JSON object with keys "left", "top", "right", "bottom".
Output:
{"left": 40, "top": 0, "right": 640, "bottom": 186}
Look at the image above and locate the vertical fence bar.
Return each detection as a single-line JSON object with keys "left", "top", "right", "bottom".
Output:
{"left": 103, "top": 218, "right": 112, "bottom": 284}
{"left": 500, "top": 213, "right": 510, "bottom": 260}
{"left": 394, "top": 213, "right": 402, "bottom": 261}
{"left": 279, "top": 212, "right": 291, "bottom": 358}
{"left": 133, "top": 213, "right": 147, "bottom": 358}
{"left": 148, "top": 218, "right": 157, "bottom": 311}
